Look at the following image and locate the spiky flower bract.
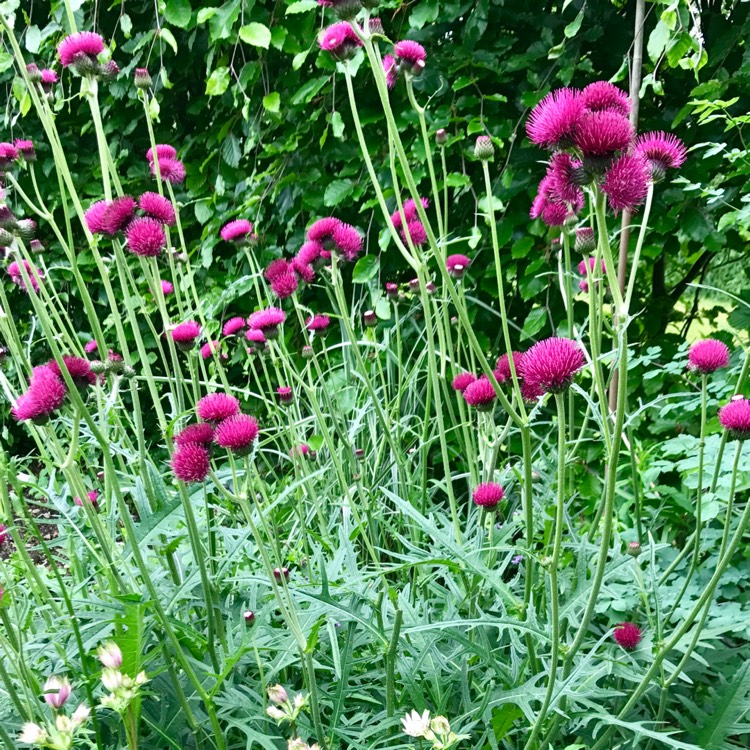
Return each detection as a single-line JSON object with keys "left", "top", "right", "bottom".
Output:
{"left": 125, "top": 217, "right": 166, "bottom": 257}
{"left": 215, "top": 414, "right": 259, "bottom": 455}
{"left": 526, "top": 88, "right": 584, "bottom": 149}
{"left": 171, "top": 443, "right": 210, "bottom": 483}
{"left": 688, "top": 339, "right": 730, "bottom": 374}
{"left": 318, "top": 22, "right": 362, "bottom": 61}
{"left": 718, "top": 397, "right": 750, "bottom": 441}
{"left": 613, "top": 622, "right": 643, "bottom": 651}
{"left": 222, "top": 317, "right": 246, "bottom": 336}
{"left": 472, "top": 483, "right": 505, "bottom": 509}
{"left": 101, "top": 196, "right": 137, "bottom": 236}
{"left": 221, "top": 219, "right": 254, "bottom": 243}
{"left": 139, "top": 192, "right": 176, "bottom": 225}
{"left": 519, "top": 337, "right": 584, "bottom": 394}
{"left": 451, "top": 372, "right": 477, "bottom": 393}
{"left": 170, "top": 321, "right": 201, "bottom": 349}
{"left": 151, "top": 157, "right": 186, "bottom": 184}
{"left": 197, "top": 393, "right": 240, "bottom": 422}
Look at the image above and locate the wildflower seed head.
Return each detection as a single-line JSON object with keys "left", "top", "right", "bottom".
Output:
{"left": 394, "top": 40, "right": 426, "bottom": 72}
{"left": 147, "top": 144, "right": 177, "bottom": 163}
{"left": 100, "top": 60, "right": 120, "bottom": 81}
{"left": 30, "top": 239, "right": 44, "bottom": 254}
{"left": 688, "top": 339, "right": 730, "bottom": 375}
{"left": 0, "top": 143, "right": 19, "bottom": 172}
{"left": 332, "top": 222, "right": 363, "bottom": 261}
{"left": 8, "top": 259, "right": 43, "bottom": 293}
{"left": 401, "top": 219, "right": 428, "bottom": 246}
{"left": 15, "top": 218, "right": 37, "bottom": 241}
{"left": 245, "top": 328, "right": 267, "bottom": 348}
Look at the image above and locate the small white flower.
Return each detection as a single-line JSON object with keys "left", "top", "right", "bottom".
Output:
{"left": 97, "top": 641, "right": 123, "bottom": 669}
{"left": 71, "top": 704, "right": 91, "bottom": 726}
{"left": 55, "top": 715, "right": 74, "bottom": 733}
{"left": 18, "top": 723, "right": 47, "bottom": 745}
{"left": 268, "top": 684, "right": 288, "bottom": 705}
{"left": 402, "top": 709, "right": 431, "bottom": 738}
{"left": 287, "top": 739, "right": 307, "bottom": 750}
{"left": 265, "top": 706, "right": 286, "bottom": 722}
{"left": 101, "top": 668, "right": 123, "bottom": 692}
{"left": 293, "top": 692, "right": 307, "bottom": 710}
{"left": 430, "top": 716, "right": 451, "bottom": 736}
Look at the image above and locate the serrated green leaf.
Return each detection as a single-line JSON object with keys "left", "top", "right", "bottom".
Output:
{"left": 205, "top": 66, "right": 230, "bottom": 96}
{"left": 324, "top": 179, "right": 353, "bottom": 206}
{"left": 221, "top": 134, "right": 241, "bottom": 167}
{"left": 352, "top": 255, "right": 379, "bottom": 283}
{"left": 239, "top": 22, "right": 271, "bottom": 49}
{"left": 165, "top": 0, "right": 192, "bottom": 28}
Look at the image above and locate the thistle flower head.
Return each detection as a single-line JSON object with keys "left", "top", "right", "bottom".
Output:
{"left": 248, "top": 307, "right": 286, "bottom": 335}
{"left": 549, "top": 152, "right": 585, "bottom": 204}
{"left": 574, "top": 226, "right": 595, "bottom": 252}
{"left": 264, "top": 258, "right": 291, "bottom": 282}
{"left": 139, "top": 192, "right": 176, "bottom": 225}
{"left": 318, "top": 22, "right": 362, "bottom": 61}
{"left": 394, "top": 40, "right": 426, "bottom": 74}
{"left": 306, "top": 314, "right": 331, "bottom": 333}
{"left": 572, "top": 110, "right": 634, "bottom": 157}
{"left": 391, "top": 197, "right": 429, "bottom": 229}
{"left": 151, "top": 157, "right": 186, "bottom": 183}
{"left": 57, "top": 31, "right": 105, "bottom": 68}
{"left": 277, "top": 386, "right": 294, "bottom": 404}
{"left": 462, "top": 377, "right": 496, "bottom": 411}
{"left": 291, "top": 256, "right": 316, "bottom": 282}
{"left": 174, "top": 422, "right": 215, "bottom": 447}
{"left": 290, "top": 443, "right": 311, "bottom": 457}
{"left": 307, "top": 217, "right": 342, "bottom": 247}
{"left": 581, "top": 81, "right": 631, "bottom": 117}
{"left": 401, "top": 220, "right": 428, "bottom": 246}
{"left": 332, "top": 222, "right": 363, "bottom": 260}
{"left": 40, "top": 68, "right": 58, "bottom": 91}
{"left": 8, "top": 259, "right": 43, "bottom": 293}
{"left": 74, "top": 489, "right": 99, "bottom": 510}
{"left": 0, "top": 143, "right": 19, "bottom": 171}
{"left": 43, "top": 676, "right": 71, "bottom": 709}
{"left": 170, "top": 320, "right": 201, "bottom": 349}
{"left": 474, "top": 135, "right": 495, "bottom": 161}
{"left": 201, "top": 340, "right": 223, "bottom": 360}
{"left": 100, "top": 196, "right": 137, "bottom": 236}
{"left": 446, "top": 253, "right": 471, "bottom": 278}
{"left": 634, "top": 131, "right": 687, "bottom": 179}
{"left": 719, "top": 397, "right": 750, "bottom": 441}
{"left": 271, "top": 270, "right": 299, "bottom": 299}
{"left": 601, "top": 154, "right": 650, "bottom": 213}
{"left": 147, "top": 144, "right": 177, "bottom": 163}
{"left": 48, "top": 356, "right": 96, "bottom": 387}
{"left": 245, "top": 328, "right": 267, "bottom": 346}
{"left": 161, "top": 280, "right": 174, "bottom": 295}
{"left": 197, "top": 393, "right": 240, "bottom": 422}
{"left": 526, "top": 88, "right": 584, "bottom": 149}
{"left": 221, "top": 219, "right": 254, "bottom": 243}
{"left": 519, "top": 337, "right": 584, "bottom": 394}
{"left": 134, "top": 67, "right": 152, "bottom": 89}
{"left": 171, "top": 442, "right": 210, "bottom": 482}
{"left": 451, "top": 372, "right": 477, "bottom": 393}
{"left": 688, "top": 339, "right": 730, "bottom": 375}
{"left": 14, "top": 139, "right": 36, "bottom": 161}
{"left": 125, "top": 217, "right": 166, "bottom": 257}
{"left": 84, "top": 340, "right": 99, "bottom": 354}
{"left": 472, "top": 482, "right": 504, "bottom": 509}
{"left": 494, "top": 351, "right": 525, "bottom": 383}
{"left": 84, "top": 200, "right": 109, "bottom": 235}
{"left": 297, "top": 240, "right": 325, "bottom": 266}
{"left": 577, "top": 256, "right": 606, "bottom": 276}
{"left": 222, "top": 316, "right": 247, "bottom": 336}
{"left": 12, "top": 365, "right": 67, "bottom": 422}
{"left": 215, "top": 414, "right": 259, "bottom": 454}
{"left": 613, "top": 621, "right": 642, "bottom": 651}
{"left": 383, "top": 54, "right": 397, "bottom": 88}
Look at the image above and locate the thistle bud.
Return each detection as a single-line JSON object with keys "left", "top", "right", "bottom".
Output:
{"left": 90, "top": 360, "right": 106, "bottom": 374}
{"left": 97, "top": 641, "right": 123, "bottom": 669}
{"left": 0, "top": 228, "right": 12, "bottom": 246}
{"left": 26, "top": 63, "right": 42, "bottom": 84}
{"left": 363, "top": 310, "right": 377, "bottom": 328}
{"left": 30, "top": 239, "right": 44, "bottom": 254}
{"left": 302, "top": 345, "right": 314, "bottom": 359}
{"left": 121, "top": 365, "right": 136, "bottom": 379}
{"left": 435, "top": 128, "right": 448, "bottom": 146}
{"left": 134, "top": 68, "right": 152, "bottom": 90}
{"left": 474, "top": 135, "right": 495, "bottom": 161}
{"left": 355, "top": 448, "right": 364, "bottom": 459}
{"left": 15, "top": 219, "right": 37, "bottom": 241}
{"left": 385, "top": 282, "right": 399, "bottom": 299}
{"left": 268, "top": 684, "right": 288, "bottom": 705}
{"left": 276, "top": 386, "right": 294, "bottom": 405}
{"left": 574, "top": 227, "right": 595, "bottom": 253}
{"left": 332, "top": 0, "right": 362, "bottom": 20}
{"left": 100, "top": 60, "right": 120, "bottom": 81}
{"left": 71, "top": 52, "right": 100, "bottom": 77}
{"left": 273, "top": 566, "right": 290, "bottom": 581}
{"left": 425, "top": 281, "right": 437, "bottom": 294}
{"left": 243, "top": 610, "right": 255, "bottom": 626}
{"left": 367, "top": 16, "right": 383, "bottom": 34}
{"left": 408, "top": 278, "right": 420, "bottom": 293}
{"left": 627, "top": 541, "right": 642, "bottom": 557}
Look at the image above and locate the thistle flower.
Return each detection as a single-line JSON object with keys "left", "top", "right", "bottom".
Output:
{"left": 201, "top": 340, "right": 223, "bottom": 359}
{"left": 462, "top": 377, "right": 496, "bottom": 411}
{"left": 306, "top": 314, "right": 331, "bottom": 334}
{"left": 613, "top": 622, "right": 642, "bottom": 651}
{"left": 48, "top": 356, "right": 97, "bottom": 387}
{"left": 363, "top": 310, "right": 377, "bottom": 328}
{"left": 161, "top": 280, "right": 174, "bottom": 295}
{"left": 40, "top": 69, "right": 58, "bottom": 92}
{"left": 125, "top": 217, "right": 165, "bottom": 257}
{"left": 265, "top": 258, "right": 292, "bottom": 281}
{"left": 549, "top": 152, "right": 585, "bottom": 204}
{"left": 214, "top": 414, "right": 259, "bottom": 454}
{"left": 197, "top": 392, "right": 240, "bottom": 422}
{"left": 147, "top": 144, "right": 177, "bottom": 163}
{"left": 577, "top": 256, "right": 606, "bottom": 277}
{"left": 26, "top": 63, "right": 42, "bottom": 83}
{"left": 8, "top": 259, "right": 43, "bottom": 293}
{"left": 574, "top": 226, "right": 595, "bottom": 253}
{"left": 174, "top": 422, "right": 215, "bottom": 447}
{"left": 100, "top": 60, "right": 120, "bottom": 80}
{"left": 277, "top": 386, "right": 294, "bottom": 405}
{"left": 245, "top": 328, "right": 267, "bottom": 348}
{"left": 222, "top": 316, "right": 246, "bottom": 336}
{"left": 139, "top": 192, "right": 176, "bottom": 225}
{"left": 451, "top": 372, "right": 477, "bottom": 393}
{"left": 688, "top": 339, "right": 730, "bottom": 374}
{"left": 14, "top": 139, "right": 36, "bottom": 161}
{"left": 519, "top": 337, "right": 584, "bottom": 394}
{"left": 446, "top": 253, "right": 471, "bottom": 279}
{"left": 100, "top": 196, "right": 137, "bottom": 235}
{"left": 307, "top": 217, "right": 342, "bottom": 247}
{"left": 530, "top": 175, "right": 580, "bottom": 227}
{"left": 633, "top": 131, "right": 688, "bottom": 180}
{"left": 601, "top": 154, "right": 650, "bottom": 212}
{"left": 383, "top": 54, "right": 397, "bottom": 88}
{"left": 84, "top": 340, "right": 99, "bottom": 354}
{"left": 84, "top": 200, "right": 109, "bottom": 235}
{"left": 401, "top": 220, "right": 428, "bottom": 246}
{"left": 12, "top": 366, "right": 67, "bottom": 422}
{"left": 170, "top": 320, "right": 201, "bottom": 350}
{"left": 318, "top": 22, "right": 362, "bottom": 61}
{"left": 572, "top": 110, "right": 634, "bottom": 158}
{"left": 0, "top": 143, "right": 19, "bottom": 171}
{"left": 526, "top": 88, "right": 584, "bottom": 149}
{"left": 248, "top": 307, "right": 286, "bottom": 338}
{"left": 221, "top": 219, "right": 254, "bottom": 243}
{"left": 394, "top": 40, "right": 426, "bottom": 74}
{"left": 16, "top": 218, "right": 37, "bottom": 241}
{"left": 273, "top": 567, "right": 290, "bottom": 580}
{"left": 74, "top": 490, "right": 99, "bottom": 509}
{"left": 391, "top": 197, "right": 429, "bottom": 229}
{"left": 44, "top": 676, "right": 71, "bottom": 709}
{"left": 386, "top": 282, "right": 399, "bottom": 298}
{"left": 291, "top": 256, "right": 316, "bottom": 282}
{"left": 290, "top": 443, "right": 310, "bottom": 457}
{"left": 271, "top": 270, "right": 299, "bottom": 299}
{"left": 151, "top": 157, "right": 186, "bottom": 183}
{"left": 718, "top": 396, "right": 750, "bottom": 441}
{"left": 472, "top": 482, "right": 504, "bottom": 510}
{"left": 581, "top": 81, "right": 631, "bottom": 117}
{"left": 332, "top": 222, "right": 363, "bottom": 260}
{"left": 297, "top": 240, "right": 326, "bottom": 266}
{"left": 494, "top": 351, "right": 525, "bottom": 383}
{"left": 57, "top": 31, "right": 105, "bottom": 69}
{"left": 134, "top": 67, "right": 152, "bottom": 89}
{"left": 244, "top": 610, "right": 255, "bottom": 625}
{"left": 171, "top": 442, "right": 211, "bottom": 482}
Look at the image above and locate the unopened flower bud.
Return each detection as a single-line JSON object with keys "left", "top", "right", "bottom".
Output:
{"left": 268, "top": 684, "right": 288, "bottom": 705}
{"left": 574, "top": 227, "right": 595, "bottom": 253}
{"left": 435, "top": 128, "right": 448, "bottom": 146}
{"left": 363, "top": 310, "right": 377, "bottom": 328}
{"left": 0, "top": 228, "right": 14, "bottom": 246}
{"left": 16, "top": 219, "right": 37, "bottom": 241}
{"left": 385, "top": 282, "right": 399, "bottom": 299}
{"left": 71, "top": 704, "right": 91, "bottom": 726}
{"left": 55, "top": 715, "right": 74, "bottom": 733}
{"left": 355, "top": 448, "right": 364, "bottom": 459}
{"left": 273, "top": 566, "right": 290, "bottom": 581}
{"left": 302, "top": 345, "right": 314, "bottom": 359}
{"left": 367, "top": 17, "right": 383, "bottom": 34}
{"left": 408, "top": 278, "right": 420, "bottom": 292}
{"left": 134, "top": 671, "right": 149, "bottom": 685}
{"left": 90, "top": 360, "right": 106, "bottom": 374}
{"left": 30, "top": 239, "right": 44, "bottom": 254}
{"left": 243, "top": 610, "right": 255, "bottom": 626}
{"left": 100, "top": 60, "right": 120, "bottom": 81}
{"left": 474, "top": 135, "right": 495, "bottom": 161}
{"left": 97, "top": 641, "right": 123, "bottom": 669}
{"left": 266, "top": 705, "right": 286, "bottom": 722}
{"left": 44, "top": 676, "right": 71, "bottom": 709}
{"left": 276, "top": 386, "right": 293, "bottom": 405}
{"left": 121, "top": 365, "right": 136, "bottom": 379}
{"left": 134, "top": 68, "right": 152, "bottom": 89}
{"left": 26, "top": 63, "right": 42, "bottom": 83}
{"left": 101, "top": 668, "right": 123, "bottom": 692}
{"left": 430, "top": 716, "right": 451, "bottom": 735}
{"left": 425, "top": 281, "right": 437, "bottom": 294}
{"left": 627, "top": 541, "right": 642, "bottom": 557}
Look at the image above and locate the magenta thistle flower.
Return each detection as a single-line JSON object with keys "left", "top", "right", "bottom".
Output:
{"left": 318, "top": 22, "right": 362, "bottom": 60}
{"left": 265, "top": 258, "right": 291, "bottom": 281}
{"left": 446, "top": 253, "right": 471, "bottom": 279}
{"left": 8, "top": 259, "right": 43, "bottom": 293}
{"left": 174, "top": 422, "right": 215, "bottom": 447}
{"left": 391, "top": 197, "right": 429, "bottom": 229}
{"left": 40, "top": 68, "right": 58, "bottom": 91}
{"left": 719, "top": 397, "right": 750, "bottom": 441}
{"left": 526, "top": 88, "right": 585, "bottom": 149}
{"left": 383, "top": 54, "right": 397, "bottom": 88}
{"left": 171, "top": 442, "right": 211, "bottom": 483}
{"left": 573, "top": 111, "right": 634, "bottom": 157}
{"left": 271, "top": 271, "right": 299, "bottom": 299}
{"left": 452, "top": 372, "right": 477, "bottom": 393}
{"left": 577, "top": 257, "right": 606, "bottom": 276}
{"left": 221, "top": 219, "right": 254, "bottom": 243}
{"left": 197, "top": 392, "right": 240, "bottom": 422}
{"left": 494, "top": 352, "right": 525, "bottom": 383}
{"left": 634, "top": 131, "right": 687, "bottom": 179}
{"left": 386, "top": 282, "right": 399, "bottom": 298}
{"left": 613, "top": 622, "right": 643, "bottom": 651}
{"left": 394, "top": 40, "right": 426, "bottom": 74}
{"left": 57, "top": 31, "right": 105, "bottom": 68}
{"left": 0, "top": 143, "right": 19, "bottom": 170}
{"left": 519, "top": 337, "right": 584, "bottom": 394}
{"left": 125, "top": 217, "right": 166, "bottom": 257}
{"left": 147, "top": 144, "right": 177, "bottom": 163}
{"left": 215, "top": 414, "right": 259, "bottom": 454}
{"left": 297, "top": 240, "right": 325, "bottom": 266}
{"left": 401, "top": 220, "right": 428, "bottom": 246}
{"left": 84, "top": 340, "right": 98, "bottom": 354}
{"left": 463, "top": 377, "right": 497, "bottom": 411}
{"left": 472, "top": 482, "right": 504, "bottom": 510}
{"left": 161, "top": 280, "right": 174, "bottom": 295}
{"left": 245, "top": 328, "right": 267, "bottom": 347}
{"left": 601, "top": 154, "right": 650, "bottom": 213}
{"left": 291, "top": 256, "right": 316, "bottom": 282}
{"left": 549, "top": 152, "right": 584, "bottom": 204}
{"left": 84, "top": 200, "right": 109, "bottom": 235}
{"left": 170, "top": 320, "right": 201, "bottom": 350}
{"left": 306, "top": 314, "right": 331, "bottom": 334}
{"left": 74, "top": 490, "right": 99, "bottom": 510}
{"left": 333, "top": 222, "right": 363, "bottom": 261}
{"left": 575, "top": 226, "right": 595, "bottom": 252}
{"left": 688, "top": 339, "right": 730, "bottom": 375}
{"left": 201, "top": 340, "right": 223, "bottom": 360}
{"left": 290, "top": 443, "right": 310, "bottom": 457}
{"left": 48, "top": 356, "right": 96, "bottom": 388}
{"left": 12, "top": 365, "right": 67, "bottom": 422}
{"left": 581, "top": 81, "right": 631, "bottom": 117}
{"left": 248, "top": 307, "right": 286, "bottom": 337}
{"left": 277, "top": 386, "right": 294, "bottom": 404}
{"left": 307, "top": 217, "right": 342, "bottom": 247}
{"left": 151, "top": 157, "right": 185, "bottom": 183}
{"left": 139, "top": 192, "right": 176, "bottom": 225}
{"left": 100, "top": 196, "right": 137, "bottom": 236}
{"left": 14, "top": 139, "right": 36, "bottom": 161}
{"left": 222, "top": 316, "right": 247, "bottom": 337}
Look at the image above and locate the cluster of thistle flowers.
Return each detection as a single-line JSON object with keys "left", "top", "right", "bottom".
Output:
{"left": 18, "top": 675, "right": 90, "bottom": 750}
{"left": 264, "top": 684, "right": 318, "bottom": 750}
{"left": 526, "top": 81, "right": 687, "bottom": 224}
{"left": 401, "top": 710, "right": 469, "bottom": 750}
{"left": 170, "top": 393, "right": 259, "bottom": 482}
{"left": 83, "top": 144, "right": 183, "bottom": 258}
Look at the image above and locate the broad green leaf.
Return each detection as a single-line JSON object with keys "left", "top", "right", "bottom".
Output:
{"left": 221, "top": 133, "right": 241, "bottom": 166}
{"left": 205, "top": 66, "right": 230, "bottom": 96}
{"left": 160, "top": 27, "right": 178, "bottom": 54}
{"left": 647, "top": 19, "right": 671, "bottom": 63}
{"left": 263, "top": 91, "right": 280, "bottom": 112}
{"left": 324, "top": 179, "right": 354, "bottom": 206}
{"left": 0, "top": 52, "right": 14, "bottom": 74}
{"left": 564, "top": 8, "right": 584, "bottom": 38}
{"left": 165, "top": 0, "right": 192, "bottom": 28}
{"left": 209, "top": 0, "right": 241, "bottom": 40}
{"left": 330, "top": 110, "right": 345, "bottom": 139}
{"left": 409, "top": 0, "right": 438, "bottom": 30}
{"left": 25, "top": 24, "right": 41, "bottom": 53}
{"left": 239, "top": 22, "right": 271, "bottom": 49}
{"left": 286, "top": 0, "right": 317, "bottom": 13}
{"left": 196, "top": 6, "right": 217, "bottom": 23}
{"left": 352, "top": 255, "right": 379, "bottom": 283}
{"left": 520, "top": 307, "right": 546, "bottom": 340}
